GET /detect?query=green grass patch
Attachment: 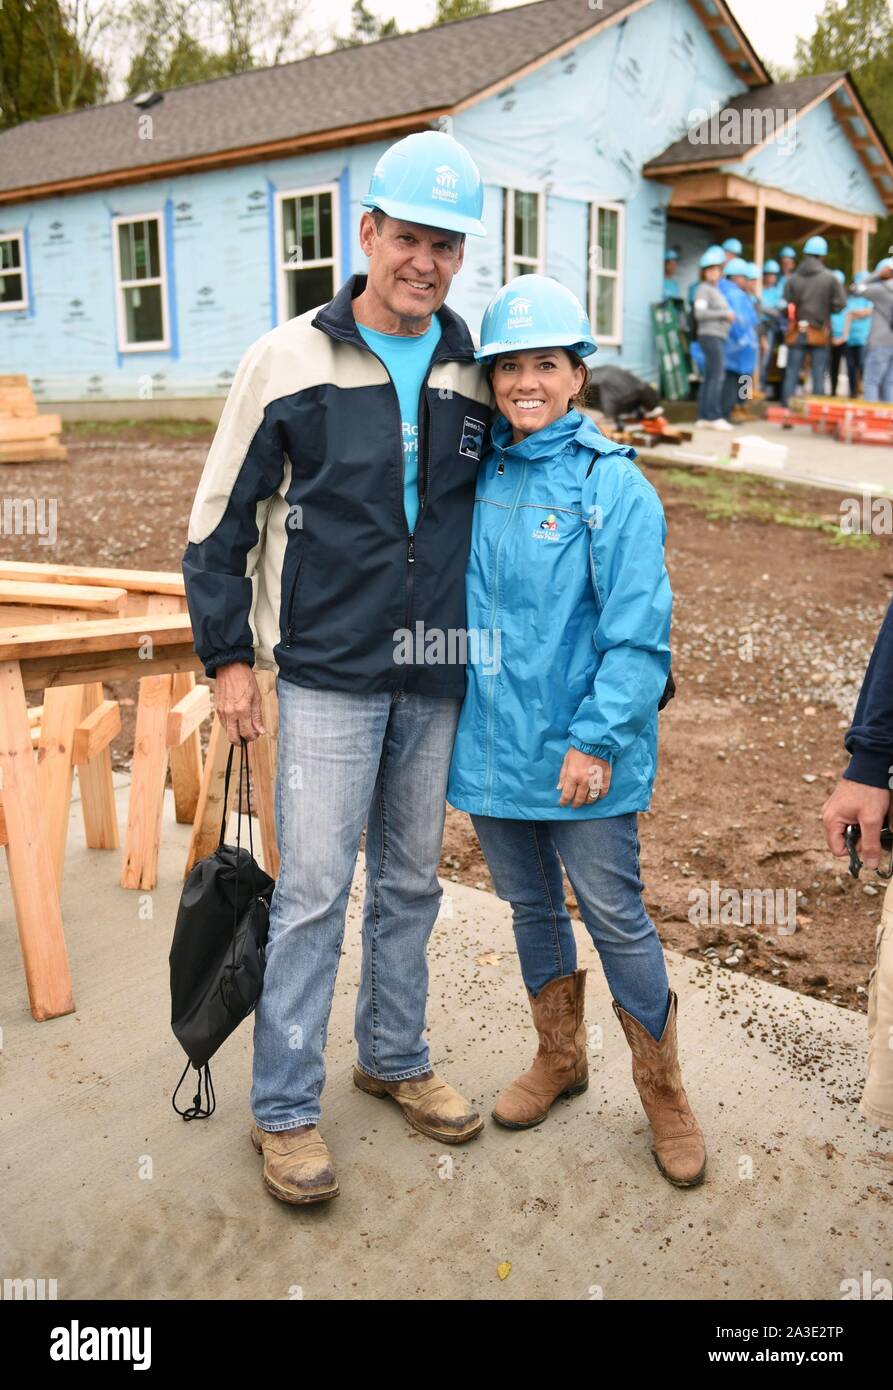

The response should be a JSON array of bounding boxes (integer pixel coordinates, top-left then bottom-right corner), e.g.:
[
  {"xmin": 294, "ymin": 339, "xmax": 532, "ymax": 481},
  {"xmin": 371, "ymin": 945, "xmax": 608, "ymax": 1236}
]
[
  {"xmin": 655, "ymin": 466, "xmax": 876, "ymax": 548},
  {"xmin": 65, "ymin": 418, "xmax": 215, "ymax": 439}
]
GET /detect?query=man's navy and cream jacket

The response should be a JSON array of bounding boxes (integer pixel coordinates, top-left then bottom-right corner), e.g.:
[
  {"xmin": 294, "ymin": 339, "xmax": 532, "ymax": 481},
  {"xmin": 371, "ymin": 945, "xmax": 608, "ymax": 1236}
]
[{"xmin": 182, "ymin": 275, "xmax": 493, "ymax": 699}]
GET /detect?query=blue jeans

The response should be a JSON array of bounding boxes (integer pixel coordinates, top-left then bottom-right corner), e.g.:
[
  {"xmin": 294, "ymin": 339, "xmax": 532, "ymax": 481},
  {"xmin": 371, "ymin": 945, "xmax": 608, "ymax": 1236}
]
[
  {"xmin": 863, "ymin": 344, "xmax": 893, "ymax": 403},
  {"xmin": 250, "ymin": 677, "xmax": 461, "ymax": 1131},
  {"xmin": 782, "ymin": 334, "xmax": 828, "ymax": 406},
  {"xmin": 696, "ymin": 335, "xmax": 725, "ymax": 420},
  {"xmin": 470, "ymin": 812, "xmax": 671, "ymax": 1041}
]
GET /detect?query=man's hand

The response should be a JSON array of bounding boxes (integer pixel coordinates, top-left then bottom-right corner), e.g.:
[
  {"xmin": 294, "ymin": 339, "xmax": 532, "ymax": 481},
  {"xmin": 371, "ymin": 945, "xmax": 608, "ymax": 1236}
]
[
  {"xmin": 822, "ymin": 777, "xmax": 890, "ymax": 870},
  {"xmin": 558, "ymin": 748, "xmax": 612, "ymax": 808},
  {"xmin": 213, "ymin": 662, "xmax": 266, "ymax": 746}
]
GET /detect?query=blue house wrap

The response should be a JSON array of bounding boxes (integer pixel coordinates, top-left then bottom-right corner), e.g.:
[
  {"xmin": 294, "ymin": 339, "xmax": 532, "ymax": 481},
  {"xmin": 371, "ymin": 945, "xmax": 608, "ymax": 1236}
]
[{"xmin": 0, "ymin": 0, "xmax": 890, "ymax": 407}]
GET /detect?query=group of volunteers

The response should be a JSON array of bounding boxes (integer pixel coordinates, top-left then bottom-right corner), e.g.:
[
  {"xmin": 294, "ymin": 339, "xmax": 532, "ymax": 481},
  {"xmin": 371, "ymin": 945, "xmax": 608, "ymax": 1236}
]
[
  {"xmin": 663, "ymin": 237, "xmax": 893, "ymax": 426},
  {"xmin": 183, "ymin": 129, "xmax": 704, "ymax": 1208}
]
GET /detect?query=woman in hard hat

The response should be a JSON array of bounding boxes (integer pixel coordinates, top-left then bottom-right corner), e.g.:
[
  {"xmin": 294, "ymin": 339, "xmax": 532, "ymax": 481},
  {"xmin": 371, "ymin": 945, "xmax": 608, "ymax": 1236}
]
[
  {"xmin": 692, "ymin": 245, "xmax": 735, "ymax": 430},
  {"xmin": 758, "ymin": 260, "xmax": 784, "ymax": 395},
  {"xmin": 446, "ymin": 274, "xmax": 707, "ymax": 1188},
  {"xmin": 843, "ymin": 271, "xmax": 873, "ymax": 398}
]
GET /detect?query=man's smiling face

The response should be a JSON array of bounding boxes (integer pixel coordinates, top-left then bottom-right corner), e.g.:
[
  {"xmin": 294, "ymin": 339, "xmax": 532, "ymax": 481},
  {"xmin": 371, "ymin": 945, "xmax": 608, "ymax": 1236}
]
[{"xmin": 359, "ymin": 212, "xmax": 465, "ymax": 327}]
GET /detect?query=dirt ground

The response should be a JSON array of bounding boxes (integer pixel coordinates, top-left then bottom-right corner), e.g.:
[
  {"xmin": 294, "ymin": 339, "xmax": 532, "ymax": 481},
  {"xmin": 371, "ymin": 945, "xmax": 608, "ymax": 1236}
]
[{"xmin": 5, "ymin": 420, "xmax": 891, "ymax": 1014}]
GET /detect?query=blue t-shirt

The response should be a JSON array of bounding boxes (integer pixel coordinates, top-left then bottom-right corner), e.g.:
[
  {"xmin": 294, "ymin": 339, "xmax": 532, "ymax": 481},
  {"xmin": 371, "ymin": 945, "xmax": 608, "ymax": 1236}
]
[
  {"xmin": 662, "ymin": 276, "xmax": 680, "ymax": 300},
  {"xmin": 830, "ymin": 309, "xmax": 847, "ymax": 340},
  {"xmin": 356, "ymin": 316, "xmax": 442, "ymax": 533},
  {"xmin": 846, "ymin": 295, "xmax": 873, "ymax": 347}
]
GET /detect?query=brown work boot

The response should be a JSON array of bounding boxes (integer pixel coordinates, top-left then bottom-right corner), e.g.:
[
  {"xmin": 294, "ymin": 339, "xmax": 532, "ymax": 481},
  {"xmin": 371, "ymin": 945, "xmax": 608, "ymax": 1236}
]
[
  {"xmin": 612, "ymin": 990, "xmax": 706, "ymax": 1187},
  {"xmin": 492, "ymin": 969, "xmax": 589, "ymax": 1129},
  {"xmin": 352, "ymin": 1067, "xmax": 483, "ymax": 1143},
  {"xmin": 250, "ymin": 1123, "xmax": 339, "ymax": 1205}
]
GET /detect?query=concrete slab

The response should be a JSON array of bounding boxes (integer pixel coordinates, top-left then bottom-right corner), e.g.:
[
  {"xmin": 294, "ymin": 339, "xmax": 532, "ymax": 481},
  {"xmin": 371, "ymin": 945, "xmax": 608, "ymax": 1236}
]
[
  {"xmin": 1, "ymin": 784, "xmax": 891, "ymax": 1301},
  {"xmin": 637, "ymin": 418, "xmax": 893, "ymax": 498}
]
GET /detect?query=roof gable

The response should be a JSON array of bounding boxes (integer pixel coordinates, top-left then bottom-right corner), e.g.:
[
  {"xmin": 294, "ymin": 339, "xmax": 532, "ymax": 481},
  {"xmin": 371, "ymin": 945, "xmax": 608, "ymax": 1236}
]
[{"xmin": 0, "ymin": 0, "xmax": 769, "ymax": 204}]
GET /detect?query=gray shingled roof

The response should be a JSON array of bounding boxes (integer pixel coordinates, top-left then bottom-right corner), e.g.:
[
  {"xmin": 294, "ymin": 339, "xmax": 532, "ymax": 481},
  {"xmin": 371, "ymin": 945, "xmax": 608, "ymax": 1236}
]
[
  {"xmin": 643, "ymin": 73, "xmax": 845, "ymax": 169},
  {"xmin": 0, "ymin": 0, "xmax": 642, "ymax": 198}
]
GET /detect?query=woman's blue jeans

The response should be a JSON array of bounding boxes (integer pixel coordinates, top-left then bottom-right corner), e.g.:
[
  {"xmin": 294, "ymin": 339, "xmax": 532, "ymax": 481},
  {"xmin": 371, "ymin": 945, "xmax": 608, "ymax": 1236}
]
[
  {"xmin": 696, "ymin": 335, "xmax": 725, "ymax": 420},
  {"xmin": 470, "ymin": 812, "xmax": 671, "ymax": 1041}
]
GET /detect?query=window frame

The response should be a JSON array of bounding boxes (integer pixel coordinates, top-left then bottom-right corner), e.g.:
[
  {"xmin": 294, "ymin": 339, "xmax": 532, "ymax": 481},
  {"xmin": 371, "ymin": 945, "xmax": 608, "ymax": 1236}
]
[
  {"xmin": 504, "ymin": 188, "xmax": 545, "ymax": 281},
  {"xmin": 274, "ymin": 182, "xmax": 340, "ymax": 324},
  {"xmin": 111, "ymin": 212, "xmax": 170, "ymax": 352},
  {"xmin": 587, "ymin": 200, "xmax": 625, "ymax": 347},
  {"xmin": 0, "ymin": 231, "xmax": 28, "ymax": 312}
]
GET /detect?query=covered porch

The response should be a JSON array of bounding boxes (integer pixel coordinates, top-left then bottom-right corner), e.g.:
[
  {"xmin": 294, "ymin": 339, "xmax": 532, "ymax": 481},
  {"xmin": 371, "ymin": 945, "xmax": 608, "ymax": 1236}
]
[{"xmin": 657, "ymin": 170, "xmax": 876, "ymax": 272}]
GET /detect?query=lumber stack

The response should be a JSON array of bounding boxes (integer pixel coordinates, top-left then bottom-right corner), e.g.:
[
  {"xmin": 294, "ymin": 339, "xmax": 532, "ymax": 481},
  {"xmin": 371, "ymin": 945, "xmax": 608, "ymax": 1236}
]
[{"xmin": 0, "ymin": 373, "xmax": 67, "ymax": 463}]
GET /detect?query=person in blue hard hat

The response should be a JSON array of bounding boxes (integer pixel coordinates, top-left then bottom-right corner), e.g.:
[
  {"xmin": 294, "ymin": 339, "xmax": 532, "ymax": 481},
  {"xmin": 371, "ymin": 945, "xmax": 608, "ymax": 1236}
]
[
  {"xmin": 780, "ymin": 235, "xmax": 846, "ymax": 406},
  {"xmin": 828, "ymin": 269, "xmax": 849, "ymax": 396},
  {"xmin": 758, "ymin": 259, "xmax": 784, "ymax": 394},
  {"xmin": 721, "ymin": 237, "xmax": 743, "ymax": 269},
  {"xmin": 692, "ymin": 245, "xmax": 735, "ymax": 429},
  {"xmin": 843, "ymin": 270, "xmax": 874, "ymax": 398},
  {"xmin": 777, "ymin": 246, "xmax": 797, "ymax": 298},
  {"xmin": 663, "ymin": 248, "xmax": 682, "ymax": 301},
  {"xmin": 720, "ymin": 257, "xmax": 759, "ymax": 421},
  {"xmin": 856, "ymin": 258, "xmax": 893, "ymax": 403},
  {"xmin": 183, "ymin": 128, "xmax": 495, "ymax": 1205},
  {"xmin": 446, "ymin": 273, "xmax": 706, "ymax": 1188}
]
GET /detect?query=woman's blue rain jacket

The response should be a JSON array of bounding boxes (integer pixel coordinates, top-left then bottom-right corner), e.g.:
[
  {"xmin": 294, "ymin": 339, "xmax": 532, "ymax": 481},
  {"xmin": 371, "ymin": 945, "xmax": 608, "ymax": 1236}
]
[{"xmin": 446, "ymin": 409, "xmax": 672, "ymax": 820}]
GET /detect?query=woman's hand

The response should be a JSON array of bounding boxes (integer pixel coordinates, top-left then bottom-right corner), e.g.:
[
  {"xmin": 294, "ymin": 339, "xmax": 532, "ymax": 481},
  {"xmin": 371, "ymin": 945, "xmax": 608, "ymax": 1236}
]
[{"xmin": 557, "ymin": 748, "xmax": 612, "ymax": 808}]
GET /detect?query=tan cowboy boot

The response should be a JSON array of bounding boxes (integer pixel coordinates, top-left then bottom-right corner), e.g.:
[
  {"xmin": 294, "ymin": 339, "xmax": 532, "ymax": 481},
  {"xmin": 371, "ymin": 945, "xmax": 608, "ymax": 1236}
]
[
  {"xmin": 250, "ymin": 1124, "xmax": 339, "ymax": 1204},
  {"xmin": 352, "ymin": 1068, "xmax": 483, "ymax": 1143},
  {"xmin": 492, "ymin": 969, "xmax": 589, "ymax": 1129},
  {"xmin": 612, "ymin": 990, "xmax": 706, "ymax": 1187}
]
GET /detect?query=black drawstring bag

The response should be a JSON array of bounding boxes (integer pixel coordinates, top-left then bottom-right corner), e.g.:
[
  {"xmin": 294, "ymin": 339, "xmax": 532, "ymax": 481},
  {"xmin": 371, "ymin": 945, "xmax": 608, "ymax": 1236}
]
[{"xmin": 169, "ymin": 737, "xmax": 275, "ymax": 1120}]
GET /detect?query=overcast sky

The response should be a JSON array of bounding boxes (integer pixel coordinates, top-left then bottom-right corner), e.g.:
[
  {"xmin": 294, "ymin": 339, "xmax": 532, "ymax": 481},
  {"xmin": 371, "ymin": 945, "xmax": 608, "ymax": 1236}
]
[{"xmin": 304, "ymin": 0, "xmax": 829, "ymax": 72}]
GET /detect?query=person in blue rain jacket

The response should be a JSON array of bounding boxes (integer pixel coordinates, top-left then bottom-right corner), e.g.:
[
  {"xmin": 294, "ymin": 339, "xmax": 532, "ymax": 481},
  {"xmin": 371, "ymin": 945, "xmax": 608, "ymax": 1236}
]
[
  {"xmin": 720, "ymin": 257, "xmax": 759, "ymax": 419},
  {"xmin": 446, "ymin": 274, "xmax": 706, "ymax": 1188}
]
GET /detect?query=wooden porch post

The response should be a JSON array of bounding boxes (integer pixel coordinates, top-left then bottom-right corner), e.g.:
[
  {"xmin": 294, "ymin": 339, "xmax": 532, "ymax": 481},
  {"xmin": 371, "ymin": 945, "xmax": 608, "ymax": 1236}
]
[
  {"xmin": 854, "ymin": 220, "xmax": 870, "ymax": 274},
  {"xmin": 754, "ymin": 192, "xmax": 765, "ymax": 279}
]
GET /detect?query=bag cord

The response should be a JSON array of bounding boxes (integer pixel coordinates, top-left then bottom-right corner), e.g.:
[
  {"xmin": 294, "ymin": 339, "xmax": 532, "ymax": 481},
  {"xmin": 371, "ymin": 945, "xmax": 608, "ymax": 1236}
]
[{"xmin": 172, "ymin": 1057, "xmax": 216, "ymax": 1120}]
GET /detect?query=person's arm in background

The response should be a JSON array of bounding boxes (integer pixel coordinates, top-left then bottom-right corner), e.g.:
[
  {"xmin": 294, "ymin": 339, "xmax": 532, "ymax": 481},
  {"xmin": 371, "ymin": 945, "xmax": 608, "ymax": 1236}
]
[
  {"xmin": 181, "ymin": 336, "xmax": 285, "ymax": 744},
  {"xmin": 823, "ymin": 597, "xmax": 893, "ymax": 869}
]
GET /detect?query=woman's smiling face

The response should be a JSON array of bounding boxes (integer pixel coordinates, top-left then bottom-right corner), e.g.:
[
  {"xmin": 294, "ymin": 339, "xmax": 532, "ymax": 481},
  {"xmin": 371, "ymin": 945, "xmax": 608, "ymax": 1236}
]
[{"xmin": 491, "ymin": 348, "xmax": 587, "ymax": 442}]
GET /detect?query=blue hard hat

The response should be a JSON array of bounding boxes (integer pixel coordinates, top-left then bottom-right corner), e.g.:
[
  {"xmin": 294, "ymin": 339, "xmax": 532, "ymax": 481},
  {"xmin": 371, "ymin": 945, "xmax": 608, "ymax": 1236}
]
[
  {"xmin": 832, "ymin": 268, "xmax": 846, "ymax": 283},
  {"xmin": 803, "ymin": 235, "xmax": 828, "ymax": 256},
  {"xmin": 722, "ymin": 238, "xmax": 743, "ymax": 254},
  {"xmin": 763, "ymin": 259, "xmax": 780, "ymax": 274},
  {"xmin": 745, "ymin": 261, "xmax": 760, "ymax": 280},
  {"xmin": 476, "ymin": 274, "xmax": 597, "ymax": 361},
  {"xmin": 725, "ymin": 257, "xmax": 749, "ymax": 277},
  {"xmin": 779, "ymin": 246, "xmax": 797, "ymax": 260},
  {"xmin": 853, "ymin": 269, "xmax": 870, "ymax": 283},
  {"xmin": 699, "ymin": 245, "xmax": 725, "ymax": 268},
  {"xmin": 361, "ymin": 131, "xmax": 486, "ymax": 237},
  {"xmin": 874, "ymin": 257, "xmax": 893, "ymax": 274},
  {"xmin": 665, "ymin": 247, "xmax": 680, "ymax": 261}
]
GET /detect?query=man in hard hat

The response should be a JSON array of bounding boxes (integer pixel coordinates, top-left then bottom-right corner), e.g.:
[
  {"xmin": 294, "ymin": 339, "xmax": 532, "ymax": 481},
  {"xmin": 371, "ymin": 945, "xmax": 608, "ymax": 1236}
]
[
  {"xmin": 662, "ymin": 248, "xmax": 682, "ymax": 301},
  {"xmin": 182, "ymin": 130, "xmax": 492, "ymax": 1205},
  {"xmin": 720, "ymin": 258, "xmax": 759, "ymax": 421},
  {"xmin": 780, "ymin": 235, "xmax": 846, "ymax": 406},
  {"xmin": 758, "ymin": 259, "xmax": 784, "ymax": 395},
  {"xmin": 856, "ymin": 258, "xmax": 893, "ymax": 403},
  {"xmin": 777, "ymin": 246, "xmax": 797, "ymax": 299},
  {"xmin": 721, "ymin": 237, "xmax": 743, "ymax": 268}
]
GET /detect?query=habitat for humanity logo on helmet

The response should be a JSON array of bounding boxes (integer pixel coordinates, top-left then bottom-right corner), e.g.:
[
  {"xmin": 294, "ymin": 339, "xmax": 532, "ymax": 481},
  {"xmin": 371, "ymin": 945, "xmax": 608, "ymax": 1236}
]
[
  {"xmin": 506, "ymin": 296, "xmax": 533, "ymax": 329},
  {"xmin": 432, "ymin": 164, "xmax": 460, "ymax": 203}
]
